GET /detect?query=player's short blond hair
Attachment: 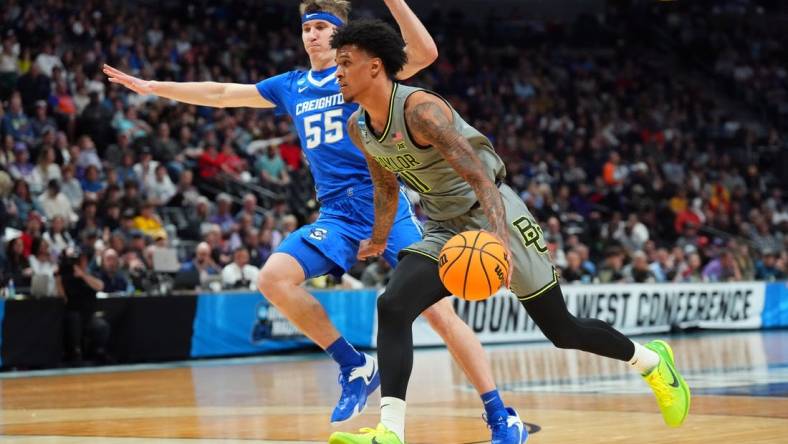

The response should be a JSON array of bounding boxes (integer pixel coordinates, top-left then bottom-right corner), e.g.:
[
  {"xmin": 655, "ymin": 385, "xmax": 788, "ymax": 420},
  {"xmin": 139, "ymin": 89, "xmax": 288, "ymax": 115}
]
[{"xmin": 299, "ymin": 0, "xmax": 351, "ymax": 23}]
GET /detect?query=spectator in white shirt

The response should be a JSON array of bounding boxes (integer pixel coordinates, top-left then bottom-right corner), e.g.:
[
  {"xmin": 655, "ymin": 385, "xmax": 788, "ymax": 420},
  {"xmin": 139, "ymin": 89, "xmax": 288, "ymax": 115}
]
[
  {"xmin": 221, "ymin": 246, "xmax": 259, "ymax": 290},
  {"xmin": 145, "ymin": 164, "xmax": 176, "ymax": 206},
  {"xmin": 43, "ymin": 215, "xmax": 75, "ymax": 259},
  {"xmin": 38, "ymin": 179, "xmax": 78, "ymax": 224},
  {"xmin": 33, "ymin": 43, "xmax": 63, "ymax": 77},
  {"xmin": 59, "ymin": 163, "xmax": 83, "ymax": 211}
]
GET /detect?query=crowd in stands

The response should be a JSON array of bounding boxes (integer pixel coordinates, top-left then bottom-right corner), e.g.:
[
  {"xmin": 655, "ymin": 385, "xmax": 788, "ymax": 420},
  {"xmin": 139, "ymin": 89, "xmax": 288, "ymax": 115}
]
[
  {"xmin": 639, "ymin": 0, "xmax": 788, "ymax": 133},
  {"xmin": 0, "ymin": 0, "xmax": 785, "ymax": 299}
]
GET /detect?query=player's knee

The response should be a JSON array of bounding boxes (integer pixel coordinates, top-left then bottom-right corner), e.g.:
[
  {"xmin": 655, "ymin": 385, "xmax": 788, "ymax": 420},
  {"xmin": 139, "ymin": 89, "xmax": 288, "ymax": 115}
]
[
  {"xmin": 421, "ymin": 299, "xmax": 455, "ymax": 334},
  {"xmin": 256, "ymin": 265, "xmax": 291, "ymax": 302},
  {"xmin": 543, "ymin": 324, "xmax": 580, "ymax": 350},
  {"xmin": 376, "ymin": 291, "xmax": 410, "ymax": 326}
]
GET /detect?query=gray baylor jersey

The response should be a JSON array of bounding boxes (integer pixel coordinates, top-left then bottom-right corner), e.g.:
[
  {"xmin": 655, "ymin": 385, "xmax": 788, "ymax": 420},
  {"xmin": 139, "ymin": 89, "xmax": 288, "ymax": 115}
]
[{"xmin": 354, "ymin": 83, "xmax": 505, "ymax": 221}]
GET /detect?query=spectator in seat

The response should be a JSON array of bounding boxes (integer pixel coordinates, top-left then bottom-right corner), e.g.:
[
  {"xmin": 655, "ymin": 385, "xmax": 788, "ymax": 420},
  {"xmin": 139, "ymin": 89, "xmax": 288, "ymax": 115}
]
[
  {"xmin": 2, "ymin": 93, "xmax": 34, "ymax": 146},
  {"xmin": 80, "ymin": 164, "xmax": 104, "ymax": 195},
  {"xmin": 133, "ymin": 201, "xmax": 167, "ymax": 240},
  {"xmin": 703, "ymin": 250, "xmax": 742, "ymax": 282},
  {"xmin": 151, "ymin": 122, "xmax": 184, "ymax": 178},
  {"xmin": 561, "ymin": 249, "xmax": 594, "ymax": 284},
  {"xmin": 60, "ymin": 163, "xmax": 83, "ymax": 211},
  {"xmin": 235, "ymin": 193, "xmax": 264, "ymax": 227},
  {"xmin": 181, "ymin": 241, "xmax": 220, "ymax": 287},
  {"xmin": 3, "ymin": 236, "xmax": 31, "ymax": 289},
  {"xmin": 676, "ymin": 250, "xmax": 703, "ymax": 283},
  {"xmin": 8, "ymin": 142, "xmax": 34, "ymax": 182},
  {"xmin": 168, "ymin": 169, "xmax": 200, "ymax": 208},
  {"xmin": 145, "ymin": 164, "xmax": 176, "ymax": 206},
  {"xmin": 11, "ymin": 178, "xmax": 41, "ymax": 225},
  {"xmin": 29, "ymin": 237, "xmax": 57, "ymax": 296},
  {"xmin": 755, "ymin": 250, "xmax": 786, "ymax": 281},
  {"xmin": 38, "ymin": 179, "xmax": 78, "ymax": 224},
  {"xmin": 97, "ymin": 248, "xmax": 130, "ymax": 294},
  {"xmin": 256, "ymin": 145, "xmax": 290, "ymax": 188},
  {"xmin": 598, "ymin": 246, "xmax": 627, "ymax": 283},
  {"xmin": 43, "ymin": 214, "xmax": 74, "ymax": 259},
  {"xmin": 625, "ymin": 250, "xmax": 657, "ymax": 283},
  {"xmin": 29, "ymin": 145, "xmax": 61, "ymax": 195},
  {"xmin": 30, "ymin": 100, "xmax": 57, "ymax": 141},
  {"xmin": 221, "ymin": 246, "xmax": 259, "ymax": 290},
  {"xmin": 209, "ymin": 193, "xmax": 235, "ymax": 234}
]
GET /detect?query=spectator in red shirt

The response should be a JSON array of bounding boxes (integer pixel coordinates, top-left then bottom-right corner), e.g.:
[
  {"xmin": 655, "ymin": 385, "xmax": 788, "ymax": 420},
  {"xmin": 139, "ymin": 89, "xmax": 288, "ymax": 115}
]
[{"xmin": 198, "ymin": 143, "xmax": 222, "ymax": 182}]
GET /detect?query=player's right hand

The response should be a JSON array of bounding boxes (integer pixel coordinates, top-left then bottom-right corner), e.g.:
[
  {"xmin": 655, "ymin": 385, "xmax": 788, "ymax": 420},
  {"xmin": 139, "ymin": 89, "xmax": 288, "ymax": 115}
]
[
  {"xmin": 357, "ymin": 239, "xmax": 386, "ymax": 260},
  {"xmin": 489, "ymin": 229, "xmax": 514, "ymax": 288},
  {"xmin": 103, "ymin": 64, "xmax": 155, "ymax": 95}
]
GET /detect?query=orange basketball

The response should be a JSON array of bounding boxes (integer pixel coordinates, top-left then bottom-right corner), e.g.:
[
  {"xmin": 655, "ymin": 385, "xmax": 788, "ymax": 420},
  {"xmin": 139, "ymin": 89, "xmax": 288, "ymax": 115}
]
[{"xmin": 438, "ymin": 230, "xmax": 510, "ymax": 301}]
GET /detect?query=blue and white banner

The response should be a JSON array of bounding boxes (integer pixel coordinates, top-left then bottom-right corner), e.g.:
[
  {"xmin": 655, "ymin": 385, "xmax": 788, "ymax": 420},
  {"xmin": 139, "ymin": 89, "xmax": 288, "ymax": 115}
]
[
  {"xmin": 190, "ymin": 290, "xmax": 377, "ymax": 358},
  {"xmin": 413, "ymin": 281, "xmax": 781, "ymax": 346},
  {"xmin": 188, "ymin": 282, "xmax": 787, "ymax": 357}
]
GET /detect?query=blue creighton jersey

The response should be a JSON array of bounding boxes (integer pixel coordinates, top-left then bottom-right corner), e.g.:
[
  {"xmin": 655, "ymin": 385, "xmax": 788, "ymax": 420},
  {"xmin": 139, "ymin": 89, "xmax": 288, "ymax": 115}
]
[{"xmin": 256, "ymin": 66, "xmax": 369, "ymax": 202}]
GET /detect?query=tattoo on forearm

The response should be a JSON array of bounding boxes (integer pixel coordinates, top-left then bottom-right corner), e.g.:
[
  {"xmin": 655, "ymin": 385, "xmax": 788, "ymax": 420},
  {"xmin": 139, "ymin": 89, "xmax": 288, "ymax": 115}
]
[
  {"xmin": 371, "ymin": 171, "xmax": 399, "ymax": 244},
  {"xmin": 348, "ymin": 117, "xmax": 399, "ymax": 245},
  {"xmin": 407, "ymin": 100, "xmax": 508, "ymax": 242}
]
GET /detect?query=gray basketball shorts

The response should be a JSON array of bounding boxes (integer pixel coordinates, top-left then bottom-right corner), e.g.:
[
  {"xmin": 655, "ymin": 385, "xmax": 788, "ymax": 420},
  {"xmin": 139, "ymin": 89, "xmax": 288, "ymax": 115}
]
[{"xmin": 401, "ymin": 184, "xmax": 558, "ymax": 300}]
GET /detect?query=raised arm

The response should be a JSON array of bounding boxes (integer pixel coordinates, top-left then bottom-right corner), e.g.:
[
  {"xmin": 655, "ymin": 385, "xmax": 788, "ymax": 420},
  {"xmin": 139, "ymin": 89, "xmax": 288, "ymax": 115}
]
[
  {"xmin": 404, "ymin": 92, "xmax": 512, "ymax": 273},
  {"xmin": 384, "ymin": 0, "xmax": 439, "ymax": 80},
  {"xmin": 347, "ymin": 115, "xmax": 401, "ymax": 259},
  {"xmin": 102, "ymin": 64, "xmax": 274, "ymax": 109}
]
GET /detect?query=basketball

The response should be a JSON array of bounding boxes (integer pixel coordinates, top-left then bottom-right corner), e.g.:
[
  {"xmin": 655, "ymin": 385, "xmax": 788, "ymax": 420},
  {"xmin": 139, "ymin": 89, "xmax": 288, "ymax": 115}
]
[{"xmin": 438, "ymin": 230, "xmax": 510, "ymax": 301}]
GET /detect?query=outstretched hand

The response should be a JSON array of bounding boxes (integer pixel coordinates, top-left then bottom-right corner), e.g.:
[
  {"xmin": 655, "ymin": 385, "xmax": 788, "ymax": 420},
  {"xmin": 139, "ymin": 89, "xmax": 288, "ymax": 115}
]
[{"xmin": 102, "ymin": 64, "xmax": 155, "ymax": 95}]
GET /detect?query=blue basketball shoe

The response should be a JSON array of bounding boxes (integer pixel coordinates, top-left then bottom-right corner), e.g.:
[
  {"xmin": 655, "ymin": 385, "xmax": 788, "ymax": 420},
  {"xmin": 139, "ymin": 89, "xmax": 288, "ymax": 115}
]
[
  {"xmin": 331, "ymin": 353, "xmax": 380, "ymax": 425},
  {"xmin": 486, "ymin": 407, "xmax": 528, "ymax": 444}
]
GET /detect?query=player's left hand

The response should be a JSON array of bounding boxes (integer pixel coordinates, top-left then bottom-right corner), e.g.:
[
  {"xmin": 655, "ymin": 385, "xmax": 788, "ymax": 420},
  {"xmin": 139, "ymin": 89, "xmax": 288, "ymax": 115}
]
[{"xmin": 357, "ymin": 239, "xmax": 386, "ymax": 260}]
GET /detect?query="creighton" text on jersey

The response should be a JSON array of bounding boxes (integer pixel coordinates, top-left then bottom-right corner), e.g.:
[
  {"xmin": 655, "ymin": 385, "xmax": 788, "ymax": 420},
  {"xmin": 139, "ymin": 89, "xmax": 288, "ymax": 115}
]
[{"xmin": 295, "ymin": 93, "xmax": 345, "ymax": 116}]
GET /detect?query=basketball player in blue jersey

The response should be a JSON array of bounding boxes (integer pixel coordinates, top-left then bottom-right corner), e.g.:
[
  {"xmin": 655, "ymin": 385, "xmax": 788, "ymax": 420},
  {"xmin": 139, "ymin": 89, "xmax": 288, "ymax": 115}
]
[{"xmin": 104, "ymin": 1, "xmax": 527, "ymax": 442}]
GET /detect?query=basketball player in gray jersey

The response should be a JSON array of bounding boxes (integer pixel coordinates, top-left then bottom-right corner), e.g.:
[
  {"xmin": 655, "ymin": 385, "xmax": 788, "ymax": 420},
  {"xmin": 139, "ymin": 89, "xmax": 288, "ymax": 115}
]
[{"xmin": 328, "ymin": 20, "xmax": 690, "ymax": 444}]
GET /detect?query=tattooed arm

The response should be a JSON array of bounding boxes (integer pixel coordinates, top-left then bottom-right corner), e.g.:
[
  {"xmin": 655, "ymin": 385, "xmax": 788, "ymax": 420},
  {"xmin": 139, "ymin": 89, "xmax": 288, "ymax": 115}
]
[
  {"xmin": 347, "ymin": 114, "xmax": 401, "ymax": 259},
  {"xmin": 405, "ymin": 92, "xmax": 512, "ymax": 264}
]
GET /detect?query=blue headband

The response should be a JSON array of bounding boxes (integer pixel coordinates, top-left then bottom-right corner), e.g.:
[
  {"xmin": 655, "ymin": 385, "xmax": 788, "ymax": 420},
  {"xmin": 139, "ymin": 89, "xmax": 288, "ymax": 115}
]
[{"xmin": 301, "ymin": 11, "xmax": 345, "ymax": 27}]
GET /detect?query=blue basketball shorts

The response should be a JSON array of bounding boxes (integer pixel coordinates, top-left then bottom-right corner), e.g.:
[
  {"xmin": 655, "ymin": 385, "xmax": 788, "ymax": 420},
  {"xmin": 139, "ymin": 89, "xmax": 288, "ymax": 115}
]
[{"xmin": 275, "ymin": 186, "xmax": 423, "ymax": 279}]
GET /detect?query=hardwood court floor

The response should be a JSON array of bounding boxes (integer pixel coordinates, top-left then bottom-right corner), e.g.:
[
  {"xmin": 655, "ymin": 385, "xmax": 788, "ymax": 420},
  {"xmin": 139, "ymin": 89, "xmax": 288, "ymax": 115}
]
[{"xmin": 1, "ymin": 330, "xmax": 787, "ymax": 443}]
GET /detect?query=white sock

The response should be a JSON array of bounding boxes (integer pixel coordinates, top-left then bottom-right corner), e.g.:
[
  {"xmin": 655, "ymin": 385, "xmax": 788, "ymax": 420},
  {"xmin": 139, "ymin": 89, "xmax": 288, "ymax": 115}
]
[
  {"xmin": 628, "ymin": 341, "xmax": 660, "ymax": 374},
  {"xmin": 381, "ymin": 396, "xmax": 406, "ymax": 442}
]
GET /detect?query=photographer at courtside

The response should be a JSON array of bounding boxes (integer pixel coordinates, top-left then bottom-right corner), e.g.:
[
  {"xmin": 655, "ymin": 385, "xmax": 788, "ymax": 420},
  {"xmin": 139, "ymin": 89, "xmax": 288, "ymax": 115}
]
[{"xmin": 55, "ymin": 246, "xmax": 111, "ymax": 364}]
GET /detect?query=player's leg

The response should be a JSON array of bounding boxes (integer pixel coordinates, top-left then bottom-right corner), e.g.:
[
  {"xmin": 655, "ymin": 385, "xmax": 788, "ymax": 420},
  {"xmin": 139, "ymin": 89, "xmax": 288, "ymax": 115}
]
[
  {"xmin": 420, "ymin": 299, "xmax": 527, "ymax": 443},
  {"xmin": 501, "ymin": 184, "xmax": 690, "ymax": 427},
  {"xmin": 257, "ymin": 223, "xmax": 378, "ymax": 425},
  {"xmin": 329, "ymin": 253, "xmax": 449, "ymax": 444},
  {"xmin": 520, "ymin": 285, "xmax": 690, "ymax": 427},
  {"xmin": 257, "ymin": 252, "xmax": 340, "ymax": 348},
  {"xmin": 382, "ymin": 200, "xmax": 527, "ymax": 444},
  {"xmin": 384, "ymin": 211, "xmax": 500, "ymax": 395}
]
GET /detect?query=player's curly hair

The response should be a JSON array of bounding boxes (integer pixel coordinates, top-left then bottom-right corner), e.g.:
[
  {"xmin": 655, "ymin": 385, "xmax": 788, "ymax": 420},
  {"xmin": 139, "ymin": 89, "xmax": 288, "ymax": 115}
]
[
  {"xmin": 330, "ymin": 19, "xmax": 407, "ymax": 80},
  {"xmin": 299, "ymin": 0, "xmax": 351, "ymax": 23}
]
